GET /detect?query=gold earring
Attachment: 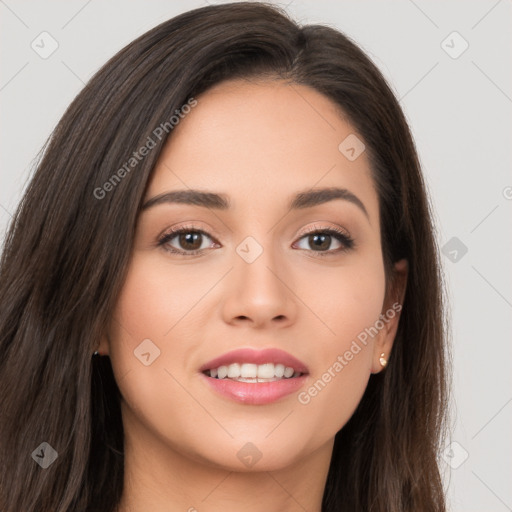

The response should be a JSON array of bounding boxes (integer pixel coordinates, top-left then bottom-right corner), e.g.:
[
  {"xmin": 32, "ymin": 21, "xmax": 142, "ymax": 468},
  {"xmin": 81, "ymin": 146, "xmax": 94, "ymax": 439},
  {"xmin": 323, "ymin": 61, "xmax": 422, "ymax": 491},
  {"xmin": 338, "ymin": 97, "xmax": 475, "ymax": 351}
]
[{"xmin": 379, "ymin": 353, "xmax": 387, "ymax": 367}]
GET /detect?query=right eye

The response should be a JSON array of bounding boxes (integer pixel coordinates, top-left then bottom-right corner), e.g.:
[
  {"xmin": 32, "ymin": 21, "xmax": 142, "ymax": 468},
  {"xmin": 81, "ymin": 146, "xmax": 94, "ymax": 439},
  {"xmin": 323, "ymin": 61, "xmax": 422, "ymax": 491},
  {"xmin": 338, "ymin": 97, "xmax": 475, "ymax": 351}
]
[{"xmin": 158, "ymin": 226, "xmax": 220, "ymax": 256}]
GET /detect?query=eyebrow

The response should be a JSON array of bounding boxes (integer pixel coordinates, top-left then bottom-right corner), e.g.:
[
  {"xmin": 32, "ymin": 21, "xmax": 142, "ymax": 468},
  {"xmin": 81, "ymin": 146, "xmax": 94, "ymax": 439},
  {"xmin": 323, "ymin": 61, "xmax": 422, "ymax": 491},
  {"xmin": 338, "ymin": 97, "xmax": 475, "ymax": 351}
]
[{"xmin": 141, "ymin": 186, "xmax": 369, "ymax": 219}]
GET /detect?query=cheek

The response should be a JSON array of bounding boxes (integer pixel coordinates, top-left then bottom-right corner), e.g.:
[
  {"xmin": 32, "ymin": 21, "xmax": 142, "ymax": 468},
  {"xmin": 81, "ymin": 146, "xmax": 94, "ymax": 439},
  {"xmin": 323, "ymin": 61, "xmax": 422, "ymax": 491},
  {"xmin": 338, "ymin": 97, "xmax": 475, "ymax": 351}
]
[
  {"xmin": 294, "ymin": 253, "xmax": 385, "ymax": 434},
  {"xmin": 106, "ymin": 256, "xmax": 207, "ymax": 447},
  {"xmin": 302, "ymin": 247, "xmax": 386, "ymax": 349},
  {"xmin": 106, "ymin": 254, "xmax": 191, "ymax": 393},
  {"xmin": 110, "ymin": 253, "xmax": 217, "ymax": 352}
]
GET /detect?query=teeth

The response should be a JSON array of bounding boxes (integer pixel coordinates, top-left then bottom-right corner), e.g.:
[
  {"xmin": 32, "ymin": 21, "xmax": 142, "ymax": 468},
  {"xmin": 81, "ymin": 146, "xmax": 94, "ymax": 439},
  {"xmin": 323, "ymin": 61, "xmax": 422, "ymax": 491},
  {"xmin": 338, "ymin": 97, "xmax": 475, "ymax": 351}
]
[
  {"xmin": 240, "ymin": 363, "xmax": 257, "ymax": 378},
  {"xmin": 257, "ymin": 363, "xmax": 274, "ymax": 379},
  {"xmin": 207, "ymin": 362, "xmax": 301, "ymax": 380},
  {"xmin": 283, "ymin": 366, "xmax": 294, "ymax": 378},
  {"xmin": 227, "ymin": 363, "xmax": 240, "ymax": 378}
]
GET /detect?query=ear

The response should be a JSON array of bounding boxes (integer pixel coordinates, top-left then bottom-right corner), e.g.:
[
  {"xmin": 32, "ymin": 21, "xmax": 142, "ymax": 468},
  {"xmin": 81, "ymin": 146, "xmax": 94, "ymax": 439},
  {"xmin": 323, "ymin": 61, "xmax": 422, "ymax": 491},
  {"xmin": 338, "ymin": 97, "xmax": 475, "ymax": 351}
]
[
  {"xmin": 370, "ymin": 258, "xmax": 408, "ymax": 374},
  {"xmin": 95, "ymin": 334, "xmax": 111, "ymax": 357}
]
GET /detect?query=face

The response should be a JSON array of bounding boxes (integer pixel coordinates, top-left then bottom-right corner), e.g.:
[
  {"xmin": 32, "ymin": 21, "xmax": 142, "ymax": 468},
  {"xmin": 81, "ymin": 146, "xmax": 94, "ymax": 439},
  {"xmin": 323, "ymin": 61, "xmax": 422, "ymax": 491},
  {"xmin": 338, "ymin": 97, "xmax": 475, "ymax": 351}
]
[{"xmin": 102, "ymin": 78, "xmax": 406, "ymax": 472}]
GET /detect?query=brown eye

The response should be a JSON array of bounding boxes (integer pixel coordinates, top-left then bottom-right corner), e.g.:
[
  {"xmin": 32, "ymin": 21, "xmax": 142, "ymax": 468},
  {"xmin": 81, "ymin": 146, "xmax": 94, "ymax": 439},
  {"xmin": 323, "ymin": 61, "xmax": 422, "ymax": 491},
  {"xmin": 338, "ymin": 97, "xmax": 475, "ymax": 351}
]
[
  {"xmin": 158, "ymin": 228, "xmax": 218, "ymax": 255},
  {"xmin": 307, "ymin": 233, "xmax": 332, "ymax": 251},
  {"xmin": 294, "ymin": 228, "xmax": 353, "ymax": 254},
  {"xmin": 176, "ymin": 232, "xmax": 203, "ymax": 251}
]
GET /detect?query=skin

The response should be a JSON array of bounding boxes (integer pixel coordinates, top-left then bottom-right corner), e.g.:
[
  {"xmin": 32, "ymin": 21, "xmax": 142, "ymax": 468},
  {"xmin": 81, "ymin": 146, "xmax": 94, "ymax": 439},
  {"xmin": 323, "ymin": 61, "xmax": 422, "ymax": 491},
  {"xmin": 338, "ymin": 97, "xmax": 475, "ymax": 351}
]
[{"xmin": 100, "ymin": 78, "xmax": 408, "ymax": 512}]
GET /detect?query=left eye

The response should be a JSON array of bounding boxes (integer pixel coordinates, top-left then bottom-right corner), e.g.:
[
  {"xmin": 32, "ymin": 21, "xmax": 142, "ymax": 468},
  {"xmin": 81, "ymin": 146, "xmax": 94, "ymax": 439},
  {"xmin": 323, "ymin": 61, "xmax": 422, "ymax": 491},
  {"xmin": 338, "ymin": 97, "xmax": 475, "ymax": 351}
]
[{"xmin": 293, "ymin": 229, "xmax": 353, "ymax": 253}]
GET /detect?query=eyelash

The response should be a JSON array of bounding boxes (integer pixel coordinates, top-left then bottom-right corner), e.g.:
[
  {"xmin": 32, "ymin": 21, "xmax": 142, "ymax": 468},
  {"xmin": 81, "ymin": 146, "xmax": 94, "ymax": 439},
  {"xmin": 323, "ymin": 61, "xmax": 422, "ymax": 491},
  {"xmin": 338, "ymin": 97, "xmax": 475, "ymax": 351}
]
[{"xmin": 157, "ymin": 224, "xmax": 355, "ymax": 258}]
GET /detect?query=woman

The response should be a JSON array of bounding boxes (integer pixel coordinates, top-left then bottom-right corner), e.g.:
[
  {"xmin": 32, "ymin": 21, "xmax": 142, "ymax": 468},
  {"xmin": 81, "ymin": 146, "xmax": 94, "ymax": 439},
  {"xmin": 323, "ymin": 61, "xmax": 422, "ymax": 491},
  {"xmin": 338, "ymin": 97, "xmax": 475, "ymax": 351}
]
[{"xmin": 0, "ymin": 2, "xmax": 450, "ymax": 511}]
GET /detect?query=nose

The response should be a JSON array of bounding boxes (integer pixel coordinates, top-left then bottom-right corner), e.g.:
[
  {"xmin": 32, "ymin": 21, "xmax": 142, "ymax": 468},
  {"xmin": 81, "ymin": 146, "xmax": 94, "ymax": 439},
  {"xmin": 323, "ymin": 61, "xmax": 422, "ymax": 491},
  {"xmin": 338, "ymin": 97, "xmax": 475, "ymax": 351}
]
[{"xmin": 221, "ymin": 247, "xmax": 297, "ymax": 329}]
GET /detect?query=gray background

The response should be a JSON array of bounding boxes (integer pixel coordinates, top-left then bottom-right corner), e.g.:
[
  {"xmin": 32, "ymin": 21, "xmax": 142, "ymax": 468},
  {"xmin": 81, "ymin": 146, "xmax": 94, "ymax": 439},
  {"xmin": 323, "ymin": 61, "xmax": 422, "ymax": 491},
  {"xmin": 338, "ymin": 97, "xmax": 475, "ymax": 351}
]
[{"xmin": 1, "ymin": 1, "xmax": 511, "ymax": 510}]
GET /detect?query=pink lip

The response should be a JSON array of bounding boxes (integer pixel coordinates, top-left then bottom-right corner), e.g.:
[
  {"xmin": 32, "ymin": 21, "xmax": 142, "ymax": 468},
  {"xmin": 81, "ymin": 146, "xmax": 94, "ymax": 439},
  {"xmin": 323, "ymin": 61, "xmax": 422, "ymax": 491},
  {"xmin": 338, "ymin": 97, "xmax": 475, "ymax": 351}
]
[
  {"xmin": 199, "ymin": 348, "xmax": 309, "ymax": 406},
  {"xmin": 201, "ymin": 373, "xmax": 308, "ymax": 405},
  {"xmin": 199, "ymin": 348, "xmax": 309, "ymax": 374}
]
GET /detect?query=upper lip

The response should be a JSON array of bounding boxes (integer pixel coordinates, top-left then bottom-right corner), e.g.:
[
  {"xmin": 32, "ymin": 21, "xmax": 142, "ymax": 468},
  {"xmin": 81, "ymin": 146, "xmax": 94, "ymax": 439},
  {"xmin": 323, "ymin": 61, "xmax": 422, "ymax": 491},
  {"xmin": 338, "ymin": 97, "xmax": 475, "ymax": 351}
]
[{"xmin": 200, "ymin": 348, "xmax": 309, "ymax": 374}]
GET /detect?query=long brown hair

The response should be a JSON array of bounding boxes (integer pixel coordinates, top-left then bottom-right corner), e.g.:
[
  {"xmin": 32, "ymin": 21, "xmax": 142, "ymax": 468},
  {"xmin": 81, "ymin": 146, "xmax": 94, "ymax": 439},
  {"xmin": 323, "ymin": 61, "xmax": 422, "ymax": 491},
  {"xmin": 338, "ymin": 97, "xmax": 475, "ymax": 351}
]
[{"xmin": 0, "ymin": 3, "xmax": 450, "ymax": 510}]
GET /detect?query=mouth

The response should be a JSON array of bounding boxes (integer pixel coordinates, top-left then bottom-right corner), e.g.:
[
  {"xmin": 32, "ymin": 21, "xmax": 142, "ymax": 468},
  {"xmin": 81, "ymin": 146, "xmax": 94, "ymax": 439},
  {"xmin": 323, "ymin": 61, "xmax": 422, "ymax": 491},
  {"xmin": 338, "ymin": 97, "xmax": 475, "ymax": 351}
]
[{"xmin": 199, "ymin": 348, "xmax": 309, "ymax": 405}]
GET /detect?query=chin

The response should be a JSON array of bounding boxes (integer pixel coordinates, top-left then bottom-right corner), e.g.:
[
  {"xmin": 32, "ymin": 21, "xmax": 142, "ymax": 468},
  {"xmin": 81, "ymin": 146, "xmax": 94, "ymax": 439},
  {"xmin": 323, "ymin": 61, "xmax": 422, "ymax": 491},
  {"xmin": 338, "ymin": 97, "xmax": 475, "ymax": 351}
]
[{"xmin": 190, "ymin": 432, "xmax": 313, "ymax": 473}]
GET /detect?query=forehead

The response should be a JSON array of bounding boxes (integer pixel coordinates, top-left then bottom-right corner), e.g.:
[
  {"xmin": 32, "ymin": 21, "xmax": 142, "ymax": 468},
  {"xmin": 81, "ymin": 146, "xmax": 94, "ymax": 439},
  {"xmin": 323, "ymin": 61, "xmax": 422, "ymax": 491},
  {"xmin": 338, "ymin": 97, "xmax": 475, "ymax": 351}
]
[{"xmin": 146, "ymin": 79, "xmax": 378, "ymax": 221}]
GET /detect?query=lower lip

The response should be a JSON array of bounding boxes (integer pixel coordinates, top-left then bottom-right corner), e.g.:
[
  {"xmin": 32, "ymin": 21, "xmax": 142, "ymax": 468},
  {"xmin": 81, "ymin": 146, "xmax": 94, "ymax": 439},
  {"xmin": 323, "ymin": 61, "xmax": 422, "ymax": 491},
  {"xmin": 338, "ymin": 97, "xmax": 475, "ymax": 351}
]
[{"xmin": 200, "ymin": 373, "xmax": 308, "ymax": 405}]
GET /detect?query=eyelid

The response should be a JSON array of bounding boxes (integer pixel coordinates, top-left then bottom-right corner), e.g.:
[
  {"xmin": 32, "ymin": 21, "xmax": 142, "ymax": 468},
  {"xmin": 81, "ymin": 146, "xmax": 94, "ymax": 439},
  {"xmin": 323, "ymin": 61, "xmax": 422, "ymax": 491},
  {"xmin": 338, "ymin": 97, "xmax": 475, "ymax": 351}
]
[
  {"xmin": 158, "ymin": 222, "xmax": 215, "ymax": 241},
  {"xmin": 294, "ymin": 222, "xmax": 351, "ymax": 239}
]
